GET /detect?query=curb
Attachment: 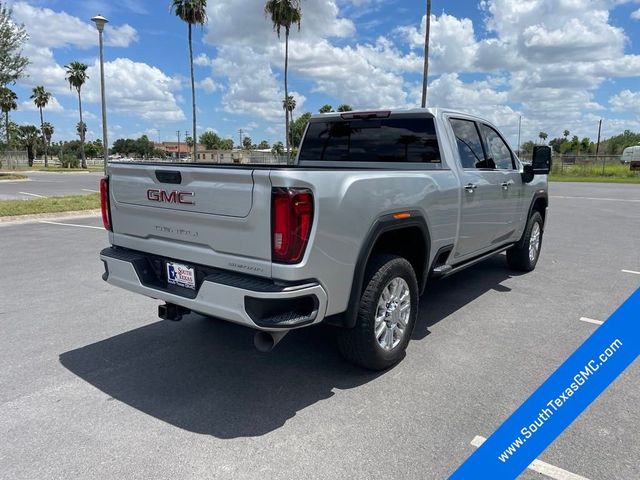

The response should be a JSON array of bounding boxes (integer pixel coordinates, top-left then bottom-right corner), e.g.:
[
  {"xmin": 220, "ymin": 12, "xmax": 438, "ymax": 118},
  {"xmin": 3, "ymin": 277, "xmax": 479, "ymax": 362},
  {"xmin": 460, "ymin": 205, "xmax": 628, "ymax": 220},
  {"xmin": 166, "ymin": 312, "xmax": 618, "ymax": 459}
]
[{"xmin": 0, "ymin": 209, "xmax": 101, "ymax": 226}]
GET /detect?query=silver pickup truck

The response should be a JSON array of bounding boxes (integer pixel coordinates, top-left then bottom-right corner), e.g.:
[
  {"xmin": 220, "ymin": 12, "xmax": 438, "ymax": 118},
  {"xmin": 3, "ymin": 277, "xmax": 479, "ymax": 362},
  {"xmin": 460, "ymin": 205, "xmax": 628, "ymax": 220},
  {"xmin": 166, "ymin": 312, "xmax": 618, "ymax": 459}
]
[{"xmin": 99, "ymin": 108, "xmax": 551, "ymax": 370}]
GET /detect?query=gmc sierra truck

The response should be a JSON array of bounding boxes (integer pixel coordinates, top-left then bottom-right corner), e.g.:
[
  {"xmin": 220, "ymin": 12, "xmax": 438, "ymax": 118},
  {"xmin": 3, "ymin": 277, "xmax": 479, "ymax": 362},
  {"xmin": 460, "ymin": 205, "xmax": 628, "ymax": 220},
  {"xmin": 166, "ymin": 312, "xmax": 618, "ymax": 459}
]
[{"xmin": 99, "ymin": 108, "xmax": 551, "ymax": 370}]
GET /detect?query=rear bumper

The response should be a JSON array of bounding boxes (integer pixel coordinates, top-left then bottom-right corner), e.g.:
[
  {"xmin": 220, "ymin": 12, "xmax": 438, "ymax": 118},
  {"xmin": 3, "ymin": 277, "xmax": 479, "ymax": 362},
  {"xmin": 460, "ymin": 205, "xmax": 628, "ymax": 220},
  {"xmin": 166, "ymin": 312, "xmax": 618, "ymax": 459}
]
[{"xmin": 100, "ymin": 247, "xmax": 328, "ymax": 331}]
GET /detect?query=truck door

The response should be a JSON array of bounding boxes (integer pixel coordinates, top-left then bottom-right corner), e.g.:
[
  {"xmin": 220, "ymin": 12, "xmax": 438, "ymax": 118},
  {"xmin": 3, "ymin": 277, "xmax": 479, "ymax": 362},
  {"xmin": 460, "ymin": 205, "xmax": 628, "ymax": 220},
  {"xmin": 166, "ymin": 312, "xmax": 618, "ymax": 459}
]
[
  {"xmin": 449, "ymin": 118, "xmax": 513, "ymax": 260},
  {"xmin": 478, "ymin": 122, "xmax": 524, "ymax": 242}
]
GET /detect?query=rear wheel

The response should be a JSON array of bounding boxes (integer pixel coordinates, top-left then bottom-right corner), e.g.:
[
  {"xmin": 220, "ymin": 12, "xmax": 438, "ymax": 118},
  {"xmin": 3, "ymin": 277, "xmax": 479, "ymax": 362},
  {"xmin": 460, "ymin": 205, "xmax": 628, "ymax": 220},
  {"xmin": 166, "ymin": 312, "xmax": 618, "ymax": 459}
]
[
  {"xmin": 507, "ymin": 211, "xmax": 544, "ymax": 272},
  {"xmin": 337, "ymin": 255, "xmax": 418, "ymax": 370}
]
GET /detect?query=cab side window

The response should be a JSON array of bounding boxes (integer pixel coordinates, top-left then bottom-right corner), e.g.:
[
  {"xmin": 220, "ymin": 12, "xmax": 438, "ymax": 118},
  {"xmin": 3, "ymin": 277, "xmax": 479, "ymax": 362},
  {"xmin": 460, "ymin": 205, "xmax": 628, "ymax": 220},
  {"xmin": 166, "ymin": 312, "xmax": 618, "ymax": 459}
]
[
  {"xmin": 449, "ymin": 118, "xmax": 492, "ymax": 169},
  {"xmin": 479, "ymin": 124, "xmax": 515, "ymax": 170}
]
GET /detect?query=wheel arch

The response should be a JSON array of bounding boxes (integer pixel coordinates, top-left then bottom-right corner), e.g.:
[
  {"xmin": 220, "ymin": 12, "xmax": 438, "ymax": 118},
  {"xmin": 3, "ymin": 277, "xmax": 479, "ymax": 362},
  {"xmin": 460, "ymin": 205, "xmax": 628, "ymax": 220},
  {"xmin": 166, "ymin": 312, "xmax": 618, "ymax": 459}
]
[
  {"xmin": 528, "ymin": 192, "xmax": 548, "ymax": 227},
  {"xmin": 329, "ymin": 211, "xmax": 431, "ymax": 329}
]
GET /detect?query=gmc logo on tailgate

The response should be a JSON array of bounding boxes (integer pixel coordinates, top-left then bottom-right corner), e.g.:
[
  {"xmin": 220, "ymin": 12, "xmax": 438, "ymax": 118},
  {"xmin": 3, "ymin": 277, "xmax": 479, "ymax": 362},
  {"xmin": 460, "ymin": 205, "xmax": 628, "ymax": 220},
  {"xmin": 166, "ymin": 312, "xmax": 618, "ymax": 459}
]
[{"xmin": 147, "ymin": 189, "xmax": 195, "ymax": 205}]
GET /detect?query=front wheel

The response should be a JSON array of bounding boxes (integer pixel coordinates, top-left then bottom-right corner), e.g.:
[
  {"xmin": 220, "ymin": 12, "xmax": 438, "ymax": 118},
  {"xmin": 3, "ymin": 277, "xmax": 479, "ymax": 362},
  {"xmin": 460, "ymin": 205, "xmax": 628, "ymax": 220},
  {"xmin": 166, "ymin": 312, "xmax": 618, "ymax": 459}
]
[
  {"xmin": 507, "ymin": 211, "xmax": 544, "ymax": 272},
  {"xmin": 337, "ymin": 255, "xmax": 418, "ymax": 370}
]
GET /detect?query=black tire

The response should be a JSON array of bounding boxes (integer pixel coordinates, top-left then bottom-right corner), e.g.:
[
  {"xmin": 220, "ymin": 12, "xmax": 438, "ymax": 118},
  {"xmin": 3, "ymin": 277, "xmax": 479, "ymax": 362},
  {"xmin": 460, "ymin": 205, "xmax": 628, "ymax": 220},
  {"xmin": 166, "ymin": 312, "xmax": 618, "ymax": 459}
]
[
  {"xmin": 507, "ymin": 211, "xmax": 544, "ymax": 272},
  {"xmin": 337, "ymin": 255, "xmax": 419, "ymax": 371}
]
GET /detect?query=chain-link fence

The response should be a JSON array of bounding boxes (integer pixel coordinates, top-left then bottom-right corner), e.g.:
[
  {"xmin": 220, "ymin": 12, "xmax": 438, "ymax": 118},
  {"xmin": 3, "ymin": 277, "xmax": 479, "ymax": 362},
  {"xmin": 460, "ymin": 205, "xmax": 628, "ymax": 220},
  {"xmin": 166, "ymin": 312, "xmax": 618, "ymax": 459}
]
[{"xmin": 519, "ymin": 153, "xmax": 639, "ymax": 178}]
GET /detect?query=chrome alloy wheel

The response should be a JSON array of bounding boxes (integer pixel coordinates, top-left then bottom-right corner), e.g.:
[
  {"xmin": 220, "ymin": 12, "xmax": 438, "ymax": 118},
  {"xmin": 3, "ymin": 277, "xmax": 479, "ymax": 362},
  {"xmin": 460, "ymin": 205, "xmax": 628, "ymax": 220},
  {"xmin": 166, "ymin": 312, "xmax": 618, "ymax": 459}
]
[
  {"xmin": 529, "ymin": 221, "xmax": 541, "ymax": 263},
  {"xmin": 374, "ymin": 277, "xmax": 411, "ymax": 351}
]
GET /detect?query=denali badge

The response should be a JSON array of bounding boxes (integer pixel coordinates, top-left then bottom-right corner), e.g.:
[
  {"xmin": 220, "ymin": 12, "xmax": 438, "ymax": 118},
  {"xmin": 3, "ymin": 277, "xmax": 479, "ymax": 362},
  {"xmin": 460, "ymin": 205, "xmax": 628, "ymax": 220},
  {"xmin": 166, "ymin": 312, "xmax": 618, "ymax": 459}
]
[{"xmin": 147, "ymin": 189, "xmax": 195, "ymax": 205}]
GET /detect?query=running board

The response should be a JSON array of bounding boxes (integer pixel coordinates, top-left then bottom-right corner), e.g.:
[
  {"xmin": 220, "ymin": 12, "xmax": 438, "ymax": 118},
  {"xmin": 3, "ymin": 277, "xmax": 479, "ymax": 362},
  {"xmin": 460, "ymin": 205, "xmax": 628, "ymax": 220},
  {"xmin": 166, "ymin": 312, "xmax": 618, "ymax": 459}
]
[{"xmin": 434, "ymin": 244, "xmax": 514, "ymax": 279}]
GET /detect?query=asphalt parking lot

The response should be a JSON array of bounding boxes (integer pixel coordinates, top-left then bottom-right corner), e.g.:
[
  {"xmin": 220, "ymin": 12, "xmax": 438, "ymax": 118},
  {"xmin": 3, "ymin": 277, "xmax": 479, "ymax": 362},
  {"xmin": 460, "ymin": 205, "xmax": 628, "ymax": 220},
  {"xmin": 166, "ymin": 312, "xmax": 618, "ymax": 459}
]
[
  {"xmin": 0, "ymin": 171, "xmax": 103, "ymax": 200},
  {"xmin": 1, "ymin": 182, "xmax": 638, "ymax": 480}
]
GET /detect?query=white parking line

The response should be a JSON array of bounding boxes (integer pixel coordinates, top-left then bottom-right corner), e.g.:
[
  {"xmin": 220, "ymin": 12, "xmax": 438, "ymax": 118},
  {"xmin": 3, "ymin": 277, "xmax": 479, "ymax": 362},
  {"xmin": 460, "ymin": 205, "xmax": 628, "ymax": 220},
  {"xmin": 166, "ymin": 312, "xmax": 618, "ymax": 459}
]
[
  {"xmin": 470, "ymin": 436, "xmax": 591, "ymax": 480},
  {"xmin": 19, "ymin": 192, "xmax": 47, "ymax": 198},
  {"xmin": 622, "ymin": 269, "xmax": 640, "ymax": 276},
  {"xmin": 82, "ymin": 188, "xmax": 99, "ymax": 193},
  {"xmin": 579, "ymin": 317, "xmax": 603, "ymax": 326},
  {"xmin": 39, "ymin": 220, "xmax": 103, "ymax": 230},
  {"xmin": 551, "ymin": 196, "xmax": 640, "ymax": 203}
]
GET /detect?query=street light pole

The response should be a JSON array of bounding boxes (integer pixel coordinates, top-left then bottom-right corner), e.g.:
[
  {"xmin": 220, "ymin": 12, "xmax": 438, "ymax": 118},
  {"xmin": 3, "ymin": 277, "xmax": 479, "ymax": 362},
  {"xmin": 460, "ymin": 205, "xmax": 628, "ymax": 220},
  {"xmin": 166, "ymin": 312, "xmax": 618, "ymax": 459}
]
[{"xmin": 91, "ymin": 15, "xmax": 109, "ymax": 174}]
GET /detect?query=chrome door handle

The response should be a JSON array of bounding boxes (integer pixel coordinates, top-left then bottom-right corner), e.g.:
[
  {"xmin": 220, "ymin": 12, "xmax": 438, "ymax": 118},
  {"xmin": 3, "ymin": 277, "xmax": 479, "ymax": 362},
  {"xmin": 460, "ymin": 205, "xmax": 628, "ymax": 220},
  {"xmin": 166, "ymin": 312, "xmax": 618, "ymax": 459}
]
[
  {"xmin": 501, "ymin": 182, "xmax": 510, "ymax": 190},
  {"xmin": 464, "ymin": 183, "xmax": 478, "ymax": 193}
]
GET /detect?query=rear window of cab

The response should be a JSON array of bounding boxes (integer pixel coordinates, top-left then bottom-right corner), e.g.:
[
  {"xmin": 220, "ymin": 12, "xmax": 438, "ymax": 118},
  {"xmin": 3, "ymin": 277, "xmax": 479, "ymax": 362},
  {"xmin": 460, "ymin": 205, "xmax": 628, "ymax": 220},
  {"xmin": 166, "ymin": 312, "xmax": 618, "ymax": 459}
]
[{"xmin": 299, "ymin": 117, "xmax": 441, "ymax": 164}]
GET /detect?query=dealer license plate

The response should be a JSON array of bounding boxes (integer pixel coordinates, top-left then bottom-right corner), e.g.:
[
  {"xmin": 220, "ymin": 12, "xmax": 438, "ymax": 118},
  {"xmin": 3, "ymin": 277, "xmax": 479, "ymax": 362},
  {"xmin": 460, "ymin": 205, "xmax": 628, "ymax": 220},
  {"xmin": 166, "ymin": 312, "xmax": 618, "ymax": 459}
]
[{"xmin": 166, "ymin": 262, "xmax": 196, "ymax": 290}]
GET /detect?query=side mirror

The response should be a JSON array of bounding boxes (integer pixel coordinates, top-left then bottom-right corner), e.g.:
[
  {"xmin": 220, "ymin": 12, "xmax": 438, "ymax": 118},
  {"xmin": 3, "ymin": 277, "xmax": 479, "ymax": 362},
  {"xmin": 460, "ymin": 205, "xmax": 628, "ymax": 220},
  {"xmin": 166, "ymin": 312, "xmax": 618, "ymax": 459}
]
[
  {"xmin": 532, "ymin": 146, "xmax": 552, "ymax": 175},
  {"xmin": 522, "ymin": 164, "xmax": 534, "ymax": 184}
]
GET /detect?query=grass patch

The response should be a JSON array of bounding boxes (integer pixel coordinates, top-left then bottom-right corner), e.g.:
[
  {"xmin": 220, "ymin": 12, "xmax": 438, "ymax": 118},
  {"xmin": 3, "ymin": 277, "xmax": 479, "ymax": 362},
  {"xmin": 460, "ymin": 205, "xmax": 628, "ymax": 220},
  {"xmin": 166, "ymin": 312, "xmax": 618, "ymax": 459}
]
[
  {"xmin": 549, "ymin": 162, "xmax": 640, "ymax": 183},
  {"xmin": 0, "ymin": 193, "xmax": 100, "ymax": 217},
  {"xmin": 0, "ymin": 173, "xmax": 27, "ymax": 181},
  {"xmin": 549, "ymin": 176, "xmax": 640, "ymax": 184},
  {"xmin": 27, "ymin": 166, "xmax": 104, "ymax": 173}
]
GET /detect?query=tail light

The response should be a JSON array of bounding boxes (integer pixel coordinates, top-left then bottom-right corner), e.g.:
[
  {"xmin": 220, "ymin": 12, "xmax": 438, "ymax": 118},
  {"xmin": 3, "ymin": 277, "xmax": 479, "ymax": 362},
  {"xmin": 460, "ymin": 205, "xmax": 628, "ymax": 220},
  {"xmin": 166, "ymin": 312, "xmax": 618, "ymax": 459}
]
[
  {"xmin": 99, "ymin": 176, "xmax": 112, "ymax": 231},
  {"xmin": 272, "ymin": 188, "xmax": 314, "ymax": 264}
]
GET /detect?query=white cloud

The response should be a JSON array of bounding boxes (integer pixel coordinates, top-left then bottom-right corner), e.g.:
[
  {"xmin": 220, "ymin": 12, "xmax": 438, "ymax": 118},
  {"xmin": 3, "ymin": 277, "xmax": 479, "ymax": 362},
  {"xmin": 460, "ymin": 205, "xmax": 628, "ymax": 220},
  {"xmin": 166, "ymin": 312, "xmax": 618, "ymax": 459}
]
[
  {"xmin": 12, "ymin": 2, "xmax": 183, "ymax": 125},
  {"xmin": 12, "ymin": 2, "xmax": 137, "ymax": 49},
  {"xmin": 609, "ymin": 90, "xmax": 640, "ymax": 112},
  {"xmin": 82, "ymin": 58, "xmax": 185, "ymax": 122},
  {"xmin": 198, "ymin": 77, "xmax": 219, "ymax": 94},
  {"xmin": 19, "ymin": 96, "xmax": 64, "ymax": 113},
  {"xmin": 632, "ymin": 8, "xmax": 640, "ymax": 19}
]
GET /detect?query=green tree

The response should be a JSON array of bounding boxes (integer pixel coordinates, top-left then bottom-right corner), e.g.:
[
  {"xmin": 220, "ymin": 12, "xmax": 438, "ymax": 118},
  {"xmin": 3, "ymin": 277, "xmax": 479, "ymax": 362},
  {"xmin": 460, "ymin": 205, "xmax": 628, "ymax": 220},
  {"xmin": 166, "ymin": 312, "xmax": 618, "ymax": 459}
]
[
  {"xmin": 520, "ymin": 140, "xmax": 536, "ymax": 155},
  {"xmin": 42, "ymin": 122, "xmax": 54, "ymax": 155},
  {"xmin": 538, "ymin": 131, "xmax": 548, "ymax": 144},
  {"xmin": 283, "ymin": 94, "xmax": 296, "ymax": 145},
  {"xmin": 171, "ymin": 0, "xmax": 207, "ymax": 163},
  {"xmin": 65, "ymin": 61, "xmax": 89, "ymax": 168},
  {"xmin": 153, "ymin": 147, "xmax": 167, "ymax": 159},
  {"xmin": 199, "ymin": 130, "xmax": 221, "ymax": 150},
  {"xmin": 265, "ymin": 0, "xmax": 301, "ymax": 157},
  {"xmin": 242, "ymin": 135, "xmax": 253, "ymax": 150},
  {"xmin": 0, "ymin": 86, "xmax": 17, "ymax": 147},
  {"xmin": 76, "ymin": 121, "xmax": 87, "ymax": 142},
  {"xmin": 30, "ymin": 85, "xmax": 52, "ymax": 166},
  {"xmin": 289, "ymin": 111, "xmax": 311, "ymax": 148},
  {"xmin": 257, "ymin": 140, "xmax": 270, "ymax": 150},
  {"xmin": 563, "ymin": 129, "xmax": 570, "ymax": 140},
  {"xmin": 219, "ymin": 138, "xmax": 234, "ymax": 150},
  {"xmin": 85, "ymin": 141, "xmax": 99, "ymax": 159},
  {"xmin": 185, "ymin": 136, "xmax": 194, "ymax": 149},
  {"xmin": 337, "ymin": 104, "xmax": 353, "ymax": 112},
  {"xmin": 0, "ymin": 3, "xmax": 29, "ymax": 86},
  {"xmin": 271, "ymin": 141, "xmax": 284, "ymax": 157},
  {"xmin": 319, "ymin": 104, "xmax": 333, "ymax": 114},
  {"xmin": 16, "ymin": 125, "xmax": 40, "ymax": 166}
]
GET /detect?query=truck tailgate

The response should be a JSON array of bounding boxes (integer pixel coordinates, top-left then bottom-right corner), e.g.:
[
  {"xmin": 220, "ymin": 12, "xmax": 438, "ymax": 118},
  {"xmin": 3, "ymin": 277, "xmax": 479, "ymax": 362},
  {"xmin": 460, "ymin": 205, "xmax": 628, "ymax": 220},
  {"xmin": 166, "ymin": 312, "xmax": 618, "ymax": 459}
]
[{"xmin": 107, "ymin": 163, "xmax": 273, "ymax": 277}]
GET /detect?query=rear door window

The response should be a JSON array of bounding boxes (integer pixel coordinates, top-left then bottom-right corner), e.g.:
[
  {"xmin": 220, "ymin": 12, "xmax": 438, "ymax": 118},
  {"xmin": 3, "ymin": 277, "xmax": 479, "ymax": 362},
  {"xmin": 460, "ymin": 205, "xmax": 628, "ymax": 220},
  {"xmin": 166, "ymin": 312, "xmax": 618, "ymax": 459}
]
[
  {"xmin": 479, "ymin": 124, "xmax": 515, "ymax": 170},
  {"xmin": 298, "ymin": 117, "xmax": 441, "ymax": 164},
  {"xmin": 449, "ymin": 118, "xmax": 493, "ymax": 169}
]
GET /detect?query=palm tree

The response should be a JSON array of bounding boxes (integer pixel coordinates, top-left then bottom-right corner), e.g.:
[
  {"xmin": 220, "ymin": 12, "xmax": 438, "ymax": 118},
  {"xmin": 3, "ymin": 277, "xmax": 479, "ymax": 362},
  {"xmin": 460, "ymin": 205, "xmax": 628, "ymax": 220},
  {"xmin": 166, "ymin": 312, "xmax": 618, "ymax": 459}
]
[
  {"xmin": 0, "ymin": 87, "xmax": 17, "ymax": 148},
  {"xmin": 171, "ymin": 0, "xmax": 207, "ymax": 163},
  {"xmin": 65, "ymin": 61, "xmax": 89, "ymax": 168},
  {"xmin": 77, "ymin": 121, "xmax": 87, "ymax": 143},
  {"xmin": 319, "ymin": 104, "xmax": 333, "ymax": 114},
  {"xmin": 421, "ymin": 0, "xmax": 432, "ymax": 107},
  {"xmin": 539, "ymin": 132, "xmax": 548, "ymax": 144},
  {"xmin": 42, "ymin": 122, "xmax": 54, "ymax": 156},
  {"xmin": 283, "ymin": 95, "xmax": 296, "ymax": 145},
  {"xmin": 337, "ymin": 104, "xmax": 353, "ymax": 112},
  {"xmin": 563, "ymin": 130, "xmax": 570, "ymax": 139},
  {"xmin": 265, "ymin": 0, "xmax": 302, "ymax": 158},
  {"xmin": 30, "ymin": 86, "xmax": 52, "ymax": 167}
]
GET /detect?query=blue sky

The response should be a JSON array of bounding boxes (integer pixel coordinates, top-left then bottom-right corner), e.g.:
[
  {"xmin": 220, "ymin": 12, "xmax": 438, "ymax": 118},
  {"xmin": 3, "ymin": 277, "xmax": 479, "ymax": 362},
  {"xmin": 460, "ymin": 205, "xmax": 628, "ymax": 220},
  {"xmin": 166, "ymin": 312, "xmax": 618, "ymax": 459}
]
[{"xmin": 7, "ymin": 0, "xmax": 640, "ymax": 147}]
